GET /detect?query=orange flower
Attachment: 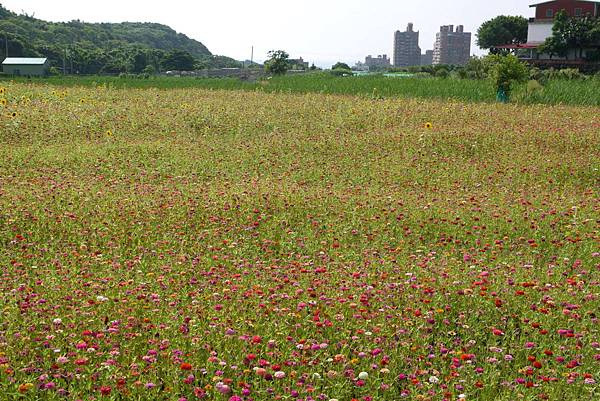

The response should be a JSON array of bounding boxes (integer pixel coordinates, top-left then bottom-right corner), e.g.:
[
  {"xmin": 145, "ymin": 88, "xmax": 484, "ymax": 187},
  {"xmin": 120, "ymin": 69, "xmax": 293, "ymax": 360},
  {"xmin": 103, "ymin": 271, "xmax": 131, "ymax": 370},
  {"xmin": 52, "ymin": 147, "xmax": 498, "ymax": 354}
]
[
  {"xmin": 18, "ymin": 383, "xmax": 33, "ymax": 393},
  {"xmin": 180, "ymin": 362, "xmax": 192, "ymax": 371}
]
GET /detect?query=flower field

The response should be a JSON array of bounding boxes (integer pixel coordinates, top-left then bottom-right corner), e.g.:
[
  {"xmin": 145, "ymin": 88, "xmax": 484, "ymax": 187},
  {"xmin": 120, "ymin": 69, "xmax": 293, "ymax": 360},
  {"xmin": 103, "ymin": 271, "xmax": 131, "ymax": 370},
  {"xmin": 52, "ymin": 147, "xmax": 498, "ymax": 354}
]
[{"xmin": 0, "ymin": 83, "xmax": 598, "ymax": 400}]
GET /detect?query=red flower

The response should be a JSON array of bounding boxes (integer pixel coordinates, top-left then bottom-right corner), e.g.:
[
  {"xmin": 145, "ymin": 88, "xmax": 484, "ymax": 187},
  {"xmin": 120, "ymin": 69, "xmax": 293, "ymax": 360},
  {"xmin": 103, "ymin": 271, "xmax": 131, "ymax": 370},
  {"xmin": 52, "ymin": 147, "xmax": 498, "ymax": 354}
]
[
  {"xmin": 492, "ymin": 329, "xmax": 504, "ymax": 336},
  {"xmin": 99, "ymin": 386, "xmax": 112, "ymax": 396},
  {"xmin": 180, "ymin": 362, "xmax": 192, "ymax": 371}
]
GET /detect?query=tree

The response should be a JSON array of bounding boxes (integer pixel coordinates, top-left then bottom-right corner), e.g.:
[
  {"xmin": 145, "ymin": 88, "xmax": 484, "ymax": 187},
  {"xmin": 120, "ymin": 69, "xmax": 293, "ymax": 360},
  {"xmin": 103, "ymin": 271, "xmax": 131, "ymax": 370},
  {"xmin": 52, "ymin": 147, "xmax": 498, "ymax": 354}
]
[
  {"xmin": 332, "ymin": 62, "xmax": 351, "ymax": 70},
  {"xmin": 265, "ymin": 50, "xmax": 289, "ymax": 75},
  {"xmin": 161, "ymin": 49, "xmax": 195, "ymax": 71},
  {"xmin": 541, "ymin": 11, "xmax": 600, "ymax": 60},
  {"xmin": 484, "ymin": 54, "xmax": 529, "ymax": 102},
  {"xmin": 477, "ymin": 16, "xmax": 528, "ymax": 52}
]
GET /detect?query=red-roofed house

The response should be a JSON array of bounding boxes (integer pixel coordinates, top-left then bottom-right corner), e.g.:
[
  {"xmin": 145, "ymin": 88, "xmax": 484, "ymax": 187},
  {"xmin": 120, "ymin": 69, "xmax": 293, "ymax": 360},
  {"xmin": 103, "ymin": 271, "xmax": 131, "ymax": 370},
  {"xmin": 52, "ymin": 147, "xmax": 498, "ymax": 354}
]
[
  {"xmin": 528, "ymin": 0, "xmax": 599, "ymax": 46},
  {"xmin": 498, "ymin": 0, "xmax": 599, "ymax": 64}
]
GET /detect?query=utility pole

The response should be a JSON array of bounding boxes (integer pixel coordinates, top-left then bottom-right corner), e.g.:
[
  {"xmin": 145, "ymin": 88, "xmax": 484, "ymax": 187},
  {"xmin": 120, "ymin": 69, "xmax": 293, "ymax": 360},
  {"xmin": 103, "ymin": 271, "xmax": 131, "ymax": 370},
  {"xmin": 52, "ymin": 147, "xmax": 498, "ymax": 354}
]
[
  {"xmin": 251, "ymin": 46, "xmax": 254, "ymax": 66},
  {"xmin": 63, "ymin": 48, "xmax": 66, "ymax": 75},
  {"xmin": 4, "ymin": 34, "xmax": 8, "ymax": 58}
]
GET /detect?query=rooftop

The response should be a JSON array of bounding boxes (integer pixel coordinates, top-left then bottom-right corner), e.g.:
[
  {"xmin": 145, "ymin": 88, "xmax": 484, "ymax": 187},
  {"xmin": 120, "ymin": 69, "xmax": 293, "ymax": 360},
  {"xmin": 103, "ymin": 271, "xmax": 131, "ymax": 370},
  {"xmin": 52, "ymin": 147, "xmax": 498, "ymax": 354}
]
[
  {"xmin": 2, "ymin": 58, "xmax": 48, "ymax": 65},
  {"xmin": 529, "ymin": 0, "xmax": 600, "ymax": 6}
]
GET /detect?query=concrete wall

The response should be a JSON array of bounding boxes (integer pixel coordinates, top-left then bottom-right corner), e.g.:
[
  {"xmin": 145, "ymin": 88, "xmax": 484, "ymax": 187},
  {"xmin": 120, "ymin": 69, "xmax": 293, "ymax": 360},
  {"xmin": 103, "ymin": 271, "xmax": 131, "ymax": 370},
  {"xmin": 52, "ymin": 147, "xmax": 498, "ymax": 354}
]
[
  {"xmin": 2, "ymin": 64, "xmax": 49, "ymax": 76},
  {"xmin": 527, "ymin": 22, "xmax": 554, "ymax": 44}
]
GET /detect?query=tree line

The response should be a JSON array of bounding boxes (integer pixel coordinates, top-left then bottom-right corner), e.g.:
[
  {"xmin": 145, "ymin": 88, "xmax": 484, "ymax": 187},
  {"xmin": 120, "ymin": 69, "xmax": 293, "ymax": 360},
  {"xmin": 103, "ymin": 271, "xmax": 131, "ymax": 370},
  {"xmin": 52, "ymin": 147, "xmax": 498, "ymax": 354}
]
[{"xmin": 0, "ymin": 5, "xmax": 241, "ymax": 74}]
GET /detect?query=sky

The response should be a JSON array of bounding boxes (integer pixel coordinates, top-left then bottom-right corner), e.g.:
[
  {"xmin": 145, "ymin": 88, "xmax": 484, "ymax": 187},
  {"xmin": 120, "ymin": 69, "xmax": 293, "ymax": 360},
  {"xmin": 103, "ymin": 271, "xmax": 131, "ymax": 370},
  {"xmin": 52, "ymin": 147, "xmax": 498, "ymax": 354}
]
[{"xmin": 2, "ymin": 0, "xmax": 535, "ymax": 67}]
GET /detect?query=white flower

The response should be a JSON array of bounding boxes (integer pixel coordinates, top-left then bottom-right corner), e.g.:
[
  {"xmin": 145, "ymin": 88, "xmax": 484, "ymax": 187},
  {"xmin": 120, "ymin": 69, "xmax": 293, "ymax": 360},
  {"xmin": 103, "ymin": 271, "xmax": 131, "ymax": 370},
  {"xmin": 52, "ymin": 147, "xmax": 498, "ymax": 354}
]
[
  {"xmin": 429, "ymin": 375, "xmax": 439, "ymax": 384},
  {"xmin": 312, "ymin": 373, "xmax": 321, "ymax": 380},
  {"xmin": 274, "ymin": 371, "xmax": 285, "ymax": 379},
  {"xmin": 53, "ymin": 318, "xmax": 62, "ymax": 325},
  {"xmin": 458, "ymin": 395, "xmax": 466, "ymax": 400},
  {"xmin": 97, "ymin": 295, "xmax": 108, "ymax": 302},
  {"xmin": 358, "ymin": 371, "xmax": 369, "ymax": 380}
]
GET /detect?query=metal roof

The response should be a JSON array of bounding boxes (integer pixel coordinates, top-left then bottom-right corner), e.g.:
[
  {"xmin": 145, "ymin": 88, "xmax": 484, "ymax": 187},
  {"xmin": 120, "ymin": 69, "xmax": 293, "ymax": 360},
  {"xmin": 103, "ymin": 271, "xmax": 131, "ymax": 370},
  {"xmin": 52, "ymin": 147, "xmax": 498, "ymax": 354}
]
[{"xmin": 2, "ymin": 58, "xmax": 48, "ymax": 65}]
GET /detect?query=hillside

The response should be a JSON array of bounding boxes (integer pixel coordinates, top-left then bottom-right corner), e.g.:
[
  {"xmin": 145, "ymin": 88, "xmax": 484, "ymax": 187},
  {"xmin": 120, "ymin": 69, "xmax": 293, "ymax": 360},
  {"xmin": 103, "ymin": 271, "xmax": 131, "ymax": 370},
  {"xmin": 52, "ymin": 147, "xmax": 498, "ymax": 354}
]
[{"xmin": 0, "ymin": 4, "xmax": 240, "ymax": 74}]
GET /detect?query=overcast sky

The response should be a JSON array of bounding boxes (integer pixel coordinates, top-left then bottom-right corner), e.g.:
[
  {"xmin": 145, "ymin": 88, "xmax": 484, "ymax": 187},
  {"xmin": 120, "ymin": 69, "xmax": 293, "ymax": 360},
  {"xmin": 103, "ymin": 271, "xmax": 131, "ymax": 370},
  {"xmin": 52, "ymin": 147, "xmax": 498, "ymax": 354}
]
[{"xmin": 2, "ymin": 0, "xmax": 534, "ymax": 67}]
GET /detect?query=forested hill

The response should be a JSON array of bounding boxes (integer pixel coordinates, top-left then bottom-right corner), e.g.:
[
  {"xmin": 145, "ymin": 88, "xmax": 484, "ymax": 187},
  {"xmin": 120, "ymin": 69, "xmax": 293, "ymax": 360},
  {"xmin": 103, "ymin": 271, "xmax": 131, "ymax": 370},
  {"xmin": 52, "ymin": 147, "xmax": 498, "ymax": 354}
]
[{"xmin": 0, "ymin": 4, "xmax": 240, "ymax": 74}]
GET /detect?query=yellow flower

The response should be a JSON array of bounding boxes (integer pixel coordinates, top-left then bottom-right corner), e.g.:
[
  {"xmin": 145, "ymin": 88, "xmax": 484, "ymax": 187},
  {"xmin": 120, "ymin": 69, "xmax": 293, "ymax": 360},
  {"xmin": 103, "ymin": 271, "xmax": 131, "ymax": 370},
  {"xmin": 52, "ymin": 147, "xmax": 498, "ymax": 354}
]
[
  {"xmin": 0, "ymin": 98, "xmax": 7, "ymax": 106},
  {"xmin": 106, "ymin": 130, "xmax": 113, "ymax": 137},
  {"xmin": 0, "ymin": 87, "xmax": 5, "ymax": 96},
  {"xmin": 425, "ymin": 122, "xmax": 433, "ymax": 129},
  {"xmin": 10, "ymin": 111, "xmax": 17, "ymax": 118}
]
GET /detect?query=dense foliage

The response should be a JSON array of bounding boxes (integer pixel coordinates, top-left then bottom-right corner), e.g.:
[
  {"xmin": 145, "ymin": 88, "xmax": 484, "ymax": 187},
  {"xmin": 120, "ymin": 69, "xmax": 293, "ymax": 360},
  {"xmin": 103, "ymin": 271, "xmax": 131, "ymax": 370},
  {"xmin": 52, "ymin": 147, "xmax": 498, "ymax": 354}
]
[
  {"xmin": 484, "ymin": 54, "xmax": 530, "ymax": 99},
  {"xmin": 540, "ymin": 11, "xmax": 600, "ymax": 61},
  {"xmin": 0, "ymin": 4, "xmax": 241, "ymax": 74},
  {"xmin": 3, "ymin": 69, "xmax": 600, "ymax": 106},
  {"xmin": 265, "ymin": 50, "xmax": 290, "ymax": 76},
  {"xmin": 476, "ymin": 16, "xmax": 529, "ymax": 52}
]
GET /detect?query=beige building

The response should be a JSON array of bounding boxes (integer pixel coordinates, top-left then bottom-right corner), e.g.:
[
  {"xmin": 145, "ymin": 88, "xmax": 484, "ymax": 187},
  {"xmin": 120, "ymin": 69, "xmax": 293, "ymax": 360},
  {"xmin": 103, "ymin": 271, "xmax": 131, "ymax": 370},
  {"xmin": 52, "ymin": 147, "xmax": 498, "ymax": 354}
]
[{"xmin": 432, "ymin": 25, "xmax": 471, "ymax": 65}]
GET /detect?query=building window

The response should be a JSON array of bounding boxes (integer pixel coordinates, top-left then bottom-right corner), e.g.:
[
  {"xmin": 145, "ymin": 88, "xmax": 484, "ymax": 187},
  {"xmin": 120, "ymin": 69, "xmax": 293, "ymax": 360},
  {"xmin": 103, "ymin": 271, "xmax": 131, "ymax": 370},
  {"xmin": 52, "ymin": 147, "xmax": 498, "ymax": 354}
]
[
  {"xmin": 574, "ymin": 8, "xmax": 582, "ymax": 16},
  {"xmin": 546, "ymin": 9, "xmax": 554, "ymax": 17}
]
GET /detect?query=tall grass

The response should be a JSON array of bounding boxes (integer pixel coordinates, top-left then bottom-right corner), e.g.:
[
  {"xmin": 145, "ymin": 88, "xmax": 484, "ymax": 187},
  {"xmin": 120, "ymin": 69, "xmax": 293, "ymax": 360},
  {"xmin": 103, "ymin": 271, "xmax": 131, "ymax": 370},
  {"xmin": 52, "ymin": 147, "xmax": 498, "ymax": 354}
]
[{"xmin": 2, "ymin": 72, "xmax": 599, "ymax": 106}]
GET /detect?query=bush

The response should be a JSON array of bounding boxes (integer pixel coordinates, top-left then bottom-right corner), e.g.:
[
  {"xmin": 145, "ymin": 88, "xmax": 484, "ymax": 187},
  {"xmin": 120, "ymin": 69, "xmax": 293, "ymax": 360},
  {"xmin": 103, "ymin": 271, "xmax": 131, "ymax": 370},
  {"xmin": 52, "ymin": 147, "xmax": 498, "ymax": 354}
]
[
  {"xmin": 484, "ymin": 54, "xmax": 529, "ymax": 100},
  {"xmin": 330, "ymin": 68, "xmax": 353, "ymax": 77},
  {"xmin": 435, "ymin": 67, "xmax": 449, "ymax": 79},
  {"xmin": 529, "ymin": 67, "xmax": 548, "ymax": 85},
  {"xmin": 545, "ymin": 68, "xmax": 587, "ymax": 81}
]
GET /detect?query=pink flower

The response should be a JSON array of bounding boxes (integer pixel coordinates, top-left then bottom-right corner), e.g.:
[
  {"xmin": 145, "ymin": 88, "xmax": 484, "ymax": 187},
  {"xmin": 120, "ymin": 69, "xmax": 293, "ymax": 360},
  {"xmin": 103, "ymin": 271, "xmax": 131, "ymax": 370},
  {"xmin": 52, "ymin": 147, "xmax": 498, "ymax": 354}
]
[{"xmin": 216, "ymin": 382, "xmax": 231, "ymax": 394}]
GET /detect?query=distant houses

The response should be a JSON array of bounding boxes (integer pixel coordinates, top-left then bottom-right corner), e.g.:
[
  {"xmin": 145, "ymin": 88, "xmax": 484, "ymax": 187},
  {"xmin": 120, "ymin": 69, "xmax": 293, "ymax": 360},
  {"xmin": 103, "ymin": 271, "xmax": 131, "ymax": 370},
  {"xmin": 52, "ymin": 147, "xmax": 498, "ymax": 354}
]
[
  {"xmin": 365, "ymin": 55, "xmax": 391, "ymax": 70},
  {"xmin": 1, "ymin": 58, "xmax": 50, "ymax": 76},
  {"xmin": 288, "ymin": 57, "xmax": 309, "ymax": 70}
]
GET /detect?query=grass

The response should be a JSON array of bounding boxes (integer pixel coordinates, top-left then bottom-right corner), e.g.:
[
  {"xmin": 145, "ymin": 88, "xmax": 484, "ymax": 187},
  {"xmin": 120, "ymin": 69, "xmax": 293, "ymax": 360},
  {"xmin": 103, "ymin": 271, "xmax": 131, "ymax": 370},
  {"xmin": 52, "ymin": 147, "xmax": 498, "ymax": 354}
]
[
  {"xmin": 2, "ymin": 72, "xmax": 600, "ymax": 106},
  {"xmin": 0, "ymin": 82, "xmax": 599, "ymax": 400}
]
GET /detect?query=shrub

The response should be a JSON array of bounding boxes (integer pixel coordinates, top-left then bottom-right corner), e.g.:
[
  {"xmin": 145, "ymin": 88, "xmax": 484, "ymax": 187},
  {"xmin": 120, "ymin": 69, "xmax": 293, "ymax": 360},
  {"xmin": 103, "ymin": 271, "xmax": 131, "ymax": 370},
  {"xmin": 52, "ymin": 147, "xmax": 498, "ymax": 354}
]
[
  {"xmin": 435, "ymin": 67, "xmax": 449, "ymax": 79},
  {"xmin": 484, "ymin": 54, "xmax": 529, "ymax": 100},
  {"xmin": 330, "ymin": 68, "xmax": 353, "ymax": 77},
  {"xmin": 552, "ymin": 68, "xmax": 586, "ymax": 80}
]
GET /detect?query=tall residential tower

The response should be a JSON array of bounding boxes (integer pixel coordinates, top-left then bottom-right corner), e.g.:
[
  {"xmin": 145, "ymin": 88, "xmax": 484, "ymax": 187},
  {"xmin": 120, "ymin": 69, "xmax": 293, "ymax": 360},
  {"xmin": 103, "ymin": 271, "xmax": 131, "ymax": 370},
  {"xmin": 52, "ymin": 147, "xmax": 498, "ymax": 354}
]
[
  {"xmin": 432, "ymin": 25, "xmax": 471, "ymax": 65},
  {"xmin": 393, "ymin": 23, "xmax": 421, "ymax": 67}
]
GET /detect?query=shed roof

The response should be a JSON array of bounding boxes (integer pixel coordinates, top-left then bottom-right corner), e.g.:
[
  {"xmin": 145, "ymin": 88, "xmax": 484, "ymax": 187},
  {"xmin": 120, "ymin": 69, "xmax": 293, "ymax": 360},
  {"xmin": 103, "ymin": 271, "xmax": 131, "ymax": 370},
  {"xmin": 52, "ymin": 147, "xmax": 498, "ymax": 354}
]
[{"xmin": 2, "ymin": 58, "xmax": 48, "ymax": 65}]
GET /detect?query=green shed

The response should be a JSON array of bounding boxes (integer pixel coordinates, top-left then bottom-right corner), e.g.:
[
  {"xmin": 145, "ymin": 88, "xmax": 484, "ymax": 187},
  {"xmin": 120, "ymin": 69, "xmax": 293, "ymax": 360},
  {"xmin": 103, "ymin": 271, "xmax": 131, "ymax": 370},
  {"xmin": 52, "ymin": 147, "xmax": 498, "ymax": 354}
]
[{"xmin": 2, "ymin": 58, "xmax": 50, "ymax": 77}]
